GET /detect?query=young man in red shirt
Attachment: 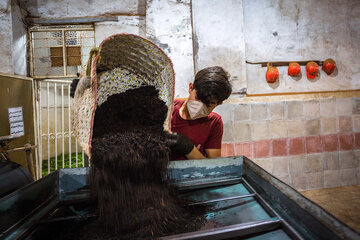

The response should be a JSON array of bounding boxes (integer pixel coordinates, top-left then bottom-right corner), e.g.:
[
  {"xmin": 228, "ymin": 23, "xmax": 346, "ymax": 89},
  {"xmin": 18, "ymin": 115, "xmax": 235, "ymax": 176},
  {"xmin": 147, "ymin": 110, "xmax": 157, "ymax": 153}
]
[{"xmin": 167, "ymin": 66, "xmax": 232, "ymax": 160}]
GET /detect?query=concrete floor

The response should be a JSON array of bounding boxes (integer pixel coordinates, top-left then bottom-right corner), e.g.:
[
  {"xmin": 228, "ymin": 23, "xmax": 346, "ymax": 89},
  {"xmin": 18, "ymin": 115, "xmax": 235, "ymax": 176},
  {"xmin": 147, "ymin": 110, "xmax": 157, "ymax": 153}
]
[{"xmin": 301, "ymin": 185, "xmax": 360, "ymax": 233}]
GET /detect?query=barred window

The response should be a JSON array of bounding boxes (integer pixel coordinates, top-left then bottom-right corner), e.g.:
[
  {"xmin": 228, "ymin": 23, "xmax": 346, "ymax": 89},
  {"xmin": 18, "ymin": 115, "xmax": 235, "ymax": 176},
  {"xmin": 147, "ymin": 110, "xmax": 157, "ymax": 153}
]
[{"xmin": 30, "ymin": 25, "xmax": 95, "ymax": 78}]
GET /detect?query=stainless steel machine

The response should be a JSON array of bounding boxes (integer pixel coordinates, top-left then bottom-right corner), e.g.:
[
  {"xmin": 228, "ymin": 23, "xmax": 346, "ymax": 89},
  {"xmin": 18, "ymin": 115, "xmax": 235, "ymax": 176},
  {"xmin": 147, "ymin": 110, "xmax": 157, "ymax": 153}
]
[{"xmin": 0, "ymin": 156, "xmax": 359, "ymax": 239}]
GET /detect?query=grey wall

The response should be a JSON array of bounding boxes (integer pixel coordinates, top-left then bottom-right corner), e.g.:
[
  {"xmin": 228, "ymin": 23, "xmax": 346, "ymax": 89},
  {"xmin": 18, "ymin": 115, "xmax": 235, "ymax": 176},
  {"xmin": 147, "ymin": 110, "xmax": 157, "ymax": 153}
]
[
  {"xmin": 0, "ymin": 0, "xmax": 14, "ymax": 74},
  {"xmin": 0, "ymin": 0, "xmax": 27, "ymax": 75},
  {"xmin": 23, "ymin": 0, "xmax": 145, "ymax": 18},
  {"xmin": 11, "ymin": 0, "xmax": 27, "ymax": 76},
  {"xmin": 3, "ymin": 0, "xmax": 360, "ymax": 96}
]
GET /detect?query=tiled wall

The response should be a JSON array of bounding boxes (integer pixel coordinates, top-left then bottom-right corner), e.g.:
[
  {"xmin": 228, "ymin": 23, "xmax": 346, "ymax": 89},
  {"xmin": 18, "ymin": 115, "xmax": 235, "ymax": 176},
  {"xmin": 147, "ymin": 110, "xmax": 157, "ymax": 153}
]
[{"xmin": 219, "ymin": 97, "xmax": 360, "ymax": 191}]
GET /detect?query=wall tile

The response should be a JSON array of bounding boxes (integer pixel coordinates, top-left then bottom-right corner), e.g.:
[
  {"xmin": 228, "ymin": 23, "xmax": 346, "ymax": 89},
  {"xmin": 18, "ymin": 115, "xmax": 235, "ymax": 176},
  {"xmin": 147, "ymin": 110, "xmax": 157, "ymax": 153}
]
[
  {"xmin": 234, "ymin": 142, "xmax": 253, "ymax": 158},
  {"xmin": 323, "ymin": 152, "xmax": 340, "ymax": 170},
  {"xmin": 304, "ymin": 100, "xmax": 320, "ymax": 119},
  {"xmin": 305, "ymin": 154, "xmax": 323, "ymax": 173},
  {"xmin": 221, "ymin": 143, "xmax": 234, "ymax": 157},
  {"xmin": 274, "ymin": 174, "xmax": 291, "ymax": 185},
  {"xmin": 287, "ymin": 101, "xmax": 303, "ymax": 119},
  {"xmin": 289, "ymin": 155, "xmax": 305, "ymax": 174},
  {"xmin": 338, "ymin": 116, "xmax": 352, "ymax": 133},
  {"xmin": 291, "ymin": 173, "xmax": 308, "ymax": 190},
  {"xmin": 269, "ymin": 102, "xmax": 285, "ymax": 120},
  {"xmin": 234, "ymin": 104, "xmax": 250, "ymax": 121},
  {"xmin": 321, "ymin": 118, "xmax": 337, "ymax": 135},
  {"xmin": 305, "ymin": 119, "xmax": 321, "ymax": 136},
  {"xmin": 305, "ymin": 136, "xmax": 323, "ymax": 153},
  {"xmin": 272, "ymin": 157, "xmax": 289, "ymax": 175},
  {"xmin": 321, "ymin": 134, "xmax": 339, "ymax": 152},
  {"xmin": 340, "ymin": 168, "xmax": 357, "ymax": 186},
  {"xmin": 339, "ymin": 133, "xmax": 354, "ymax": 150},
  {"xmin": 269, "ymin": 121, "xmax": 288, "ymax": 138},
  {"xmin": 355, "ymin": 133, "xmax": 360, "ymax": 149},
  {"xmin": 254, "ymin": 140, "xmax": 270, "ymax": 158},
  {"xmin": 306, "ymin": 172, "xmax": 324, "ymax": 190},
  {"xmin": 287, "ymin": 120, "xmax": 304, "ymax": 137},
  {"xmin": 352, "ymin": 98, "xmax": 360, "ymax": 115},
  {"xmin": 251, "ymin": 122, "xmax": 269, "ymax": 140},
  {"xmin": 222, "ymin": 123, "xmax": 234, "ymax": 142},
  {"xmin": 214, "ymin": 104, "xmax": 234, "ymax": 124},
  {"xmin": 254, "ymin": 158, "xmax": 273, "ymax": 173},
  {"xmin": 339, "ymin": 150, "xmax": 357, "ymax": 169},
  {"xmin": 233, "ymin": 122, "xmax": 251, "ymax": 141},
  {"xmin": 336, "ymin": 98, "xmax": 352, "ymax": 116},
  {"xmin": 272, "ymin": 138, "xmax": 288, "ymax": 157},
  {"xmin": 353, "ymin": 116, "xmax": 360, "ymax": 131},
  {"xmin": 354, "ymin": 150, "xmax": 360, "ymax": 162},
  {"xmin": 289, "ymin": 137, "xmax": 305, "ymax": 155},
  {"xmin": 251, "ymin": 103, "xmax": 268, "ymax": 121},
  {"xmin": 320, "ymin": 98, "xmax": 336, "ymax": 117},
  {"xmin": 324, "ymin": 170, "xmax": 341, "ymax": 188}
]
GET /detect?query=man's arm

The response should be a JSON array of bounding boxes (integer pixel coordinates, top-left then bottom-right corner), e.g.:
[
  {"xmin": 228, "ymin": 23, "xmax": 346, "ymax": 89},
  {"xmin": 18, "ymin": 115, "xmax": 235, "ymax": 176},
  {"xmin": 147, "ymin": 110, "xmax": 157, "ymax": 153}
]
[
  {"xmin": 185, "ymin": 146, "xmax": 206, "ymax": 159},
  {"xmin": 203, "ymin": 116, "xmax": 223, "ymax": 159},
  {"xmin": 205, "ymin": 148, "xmax": 221, "ymax": 158}
]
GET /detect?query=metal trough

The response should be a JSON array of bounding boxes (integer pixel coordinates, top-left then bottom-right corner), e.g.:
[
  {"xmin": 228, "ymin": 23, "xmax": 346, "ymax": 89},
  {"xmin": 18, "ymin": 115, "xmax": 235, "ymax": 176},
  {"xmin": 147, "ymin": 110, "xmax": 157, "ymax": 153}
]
[{"xmin": 0, "ymin": 156, "xmax": 359, "ymax": 240}]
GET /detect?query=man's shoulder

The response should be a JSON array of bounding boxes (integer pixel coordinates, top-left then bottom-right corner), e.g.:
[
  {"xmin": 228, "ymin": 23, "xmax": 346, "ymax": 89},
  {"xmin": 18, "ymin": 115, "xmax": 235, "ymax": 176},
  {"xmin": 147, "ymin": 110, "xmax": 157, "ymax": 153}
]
[
  {"xmin": 208, "ymin": 112, "xmax": 222, "ymax": 123},
  {"xmin": 174, "ymin": 99, "xmax": 184, "ymax": 104},
  {"xmin": 173, "ymin": 99, "xmax": 184, "ymax": 109}
]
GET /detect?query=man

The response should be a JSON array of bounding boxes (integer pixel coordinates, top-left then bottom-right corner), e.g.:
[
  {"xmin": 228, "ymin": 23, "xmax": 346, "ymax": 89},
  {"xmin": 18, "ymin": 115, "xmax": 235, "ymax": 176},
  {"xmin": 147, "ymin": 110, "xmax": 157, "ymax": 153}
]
[{"xmin": 168, "ymin": 66, "xmax": 232, "ymax": 160}]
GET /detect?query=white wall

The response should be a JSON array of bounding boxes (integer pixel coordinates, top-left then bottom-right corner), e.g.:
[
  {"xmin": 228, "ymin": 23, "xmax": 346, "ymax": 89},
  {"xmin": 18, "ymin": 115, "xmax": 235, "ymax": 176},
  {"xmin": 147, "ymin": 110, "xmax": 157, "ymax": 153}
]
[
  {"xmin": 192, "ymin": 0, "xmax": 246, "ymax": 93},
  {"xmin": 146, "ymin": 0, "xmax": 194, "ymax": 98},
  {"xmin": 95, "ymin": 16, "xmax": 146, "ymax": 46},
  {"xmin": 243, "ymin": 0, "xmax": 360, "ymax": 94}
]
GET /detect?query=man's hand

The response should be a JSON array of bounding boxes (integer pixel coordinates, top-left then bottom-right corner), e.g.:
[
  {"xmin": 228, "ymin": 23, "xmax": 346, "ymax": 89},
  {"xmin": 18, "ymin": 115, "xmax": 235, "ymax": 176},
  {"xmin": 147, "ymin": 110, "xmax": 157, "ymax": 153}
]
[{"xmin": 165, "ymin": 132, "xmax": 194, "ymax": 155}]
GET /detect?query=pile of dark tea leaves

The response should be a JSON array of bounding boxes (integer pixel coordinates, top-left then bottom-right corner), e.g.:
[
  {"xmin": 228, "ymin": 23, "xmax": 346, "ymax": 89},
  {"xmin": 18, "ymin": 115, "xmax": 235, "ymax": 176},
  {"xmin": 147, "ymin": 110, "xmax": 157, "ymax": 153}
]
[{"xmin": 76, "ymin": 86, "xmax": 206, "ymax": 239}]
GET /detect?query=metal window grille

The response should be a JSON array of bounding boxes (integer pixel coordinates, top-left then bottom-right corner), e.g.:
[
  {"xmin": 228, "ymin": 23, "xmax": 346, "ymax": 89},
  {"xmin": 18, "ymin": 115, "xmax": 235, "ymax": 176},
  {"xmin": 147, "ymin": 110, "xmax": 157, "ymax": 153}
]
[
  {"xmin": 30, "ymin": 25, "xmax": 95, "ymax": 78},
  {"xmin": 35, "ymin": 79, "xmax": 88, "ymax": 178}
]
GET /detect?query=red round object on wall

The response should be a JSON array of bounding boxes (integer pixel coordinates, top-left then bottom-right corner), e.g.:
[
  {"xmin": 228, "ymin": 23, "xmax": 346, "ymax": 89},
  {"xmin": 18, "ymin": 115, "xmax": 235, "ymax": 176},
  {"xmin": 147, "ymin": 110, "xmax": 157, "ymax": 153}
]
[
  {"xmin": 266, "ymin": 66, "xmax": 279, "ymax": 83},
  {"xmin": 322, "ymin": 58, "xmax": 336, "ymax": 75},
  {"xmin": 288, "ymin": 62, "xmax": 301, "ymax": 76},
  {"xmin": 306, "ymin": 62, "xmax": 319, "ymax": 79}
]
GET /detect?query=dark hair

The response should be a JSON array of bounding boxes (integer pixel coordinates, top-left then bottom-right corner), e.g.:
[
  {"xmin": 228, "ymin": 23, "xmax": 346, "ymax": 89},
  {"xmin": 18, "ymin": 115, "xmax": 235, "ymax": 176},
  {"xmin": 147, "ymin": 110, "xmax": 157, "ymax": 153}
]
[{"xmin": 193, "ymin": 66, "xmax": 232, "ymax": 106}]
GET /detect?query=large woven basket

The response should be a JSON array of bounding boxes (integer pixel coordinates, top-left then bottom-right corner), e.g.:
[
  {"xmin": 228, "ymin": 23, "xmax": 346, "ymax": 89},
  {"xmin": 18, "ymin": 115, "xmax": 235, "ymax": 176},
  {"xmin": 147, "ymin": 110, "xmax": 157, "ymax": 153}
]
[{"xmin": 71, "ymin": 34, "xmax": 175, "ymax": 158}]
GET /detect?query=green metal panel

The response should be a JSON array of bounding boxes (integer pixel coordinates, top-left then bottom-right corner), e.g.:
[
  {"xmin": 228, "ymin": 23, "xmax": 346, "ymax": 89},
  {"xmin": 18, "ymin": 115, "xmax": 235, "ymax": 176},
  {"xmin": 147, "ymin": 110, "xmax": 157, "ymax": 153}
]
[
  {"xmin": 0, "ymin": 73, "xmax": 35, "ymax": 169},
  {"xmin": 184, "ymin": 183, "xmax": 271, "ymax": 227}
]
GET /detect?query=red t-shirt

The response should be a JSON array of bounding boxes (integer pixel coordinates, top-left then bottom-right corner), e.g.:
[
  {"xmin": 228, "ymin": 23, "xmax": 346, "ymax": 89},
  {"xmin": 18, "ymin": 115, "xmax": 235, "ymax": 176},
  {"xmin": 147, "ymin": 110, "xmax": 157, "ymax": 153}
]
[{"xmin": 170, "ymin": 99, "xmax": 223, "ymax": 160}]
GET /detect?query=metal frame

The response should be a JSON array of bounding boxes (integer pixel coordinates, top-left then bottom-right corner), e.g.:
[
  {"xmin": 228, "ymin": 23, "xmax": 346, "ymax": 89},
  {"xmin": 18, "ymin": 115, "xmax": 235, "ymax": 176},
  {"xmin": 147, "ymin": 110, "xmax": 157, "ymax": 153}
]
[
  {"xmin": 29, "ymin": 25, "xmax": 94, "ymax": 78},
  {"xmin": 241, "ymin": 178, "xmax": 304, "ymax": 240},
  {"xmin": 161, "ymin": 218, "xmax": 282, "ymax": 240},
  {"xmin": 165, "ymin": 177, "xmax": 304, "ymax": 240},
  {"xmin": 1, "ymin": 157, "xmax": 359, "ymax": 240}
]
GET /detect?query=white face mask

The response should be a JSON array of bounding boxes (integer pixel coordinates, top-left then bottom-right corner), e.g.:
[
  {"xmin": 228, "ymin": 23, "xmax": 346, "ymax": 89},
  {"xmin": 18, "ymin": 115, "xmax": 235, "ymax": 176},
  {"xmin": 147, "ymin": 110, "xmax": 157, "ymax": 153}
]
[{"xmin": 187, "ymin": 100, "xmax": 210, "ymax": 119}]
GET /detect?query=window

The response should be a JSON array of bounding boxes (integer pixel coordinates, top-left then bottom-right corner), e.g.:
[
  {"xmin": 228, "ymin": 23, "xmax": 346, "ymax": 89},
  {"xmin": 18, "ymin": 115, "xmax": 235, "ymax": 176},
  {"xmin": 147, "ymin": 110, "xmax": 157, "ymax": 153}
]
[
  {"xmin": 30, "ymin": 25, "xmax": 95, "ymax": 78},
  {"xmin": 50, "ymin": 46, "xmax": 81, "ymax": 67}
]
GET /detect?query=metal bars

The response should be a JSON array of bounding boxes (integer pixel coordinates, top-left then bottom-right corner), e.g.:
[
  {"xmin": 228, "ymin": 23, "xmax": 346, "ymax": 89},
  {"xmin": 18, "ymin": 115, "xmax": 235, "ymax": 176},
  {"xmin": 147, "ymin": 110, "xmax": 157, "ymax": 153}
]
[
  {"xmin": 188, "ymin": 194, "xmax": 256, "ymax": 206},
  {"xmin": 175, "ymin": 178, "xmax": 304, "ymax": 240},
  {"xmin": 161, "ymin": 218, "xmax": 281, "ymax": 240},
  {"xmin": 35, "ymin": 79, "xmax": 86, "ymax": 178},
  {"xmin": 241, "ymin": 178, "xmax": 304, "ymax": 240}
]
